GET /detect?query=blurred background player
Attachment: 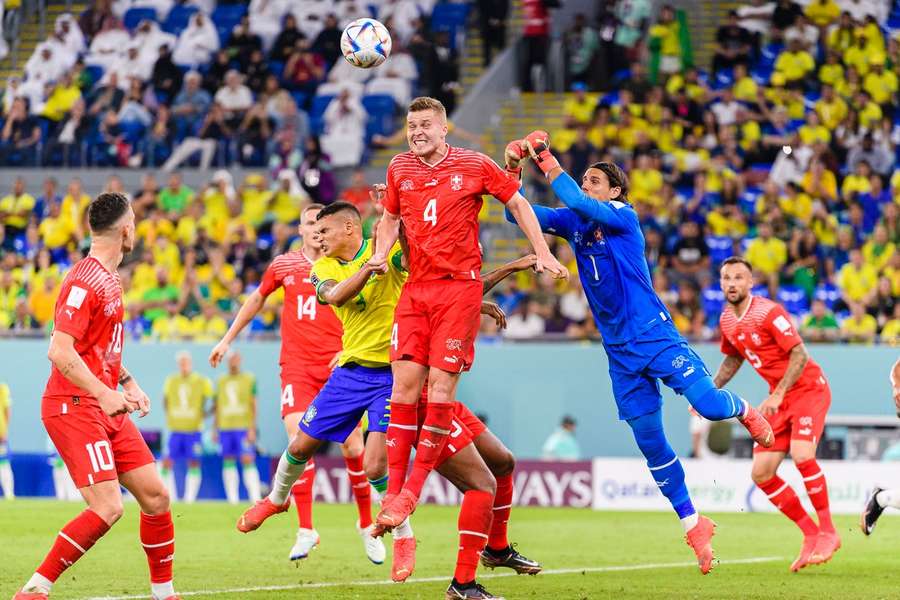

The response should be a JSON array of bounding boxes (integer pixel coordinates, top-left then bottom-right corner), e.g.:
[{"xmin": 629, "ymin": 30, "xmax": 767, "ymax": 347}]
[
  {"xmin": 716, "ymin": 257, "xmax": 838, "ymax": 572},
  {"xmin": 213, "ymin": 350, "xmax": 261, "ymax": 504},
  {"xmin": 13, "ymin": 192, "xmax": 178, "ymax": 600},
  {"xmin": 505, "ymin": 137, "xmax": 774, "ymax": 574},
  {"xmin": 210, "ymin": 203, "xmax": 374, "ymax": 562},
  {"xmin": 48, "ymin": 437, "xmax": 79, "ymax": 501},
  {"xmin": 861, "ymin": 357, "xmax": 900, "ymax": 535},
  {"xmin": 236, "ymin": 202, "xmax": 408, "ymax": 568},
  {"xmin": 541, "ymin": 415, "xmax": 580, "ymax": 461},
  {"xmin": 162, "ymin": 351, "xmax": 213, "ymax": 504},
  {"xmin": 371, "ymin": 96, "xmax": 568, "ymax": 529},
  {"xmin": 0, "ymin": 379, "xmax": 13, "ymax": 499}
]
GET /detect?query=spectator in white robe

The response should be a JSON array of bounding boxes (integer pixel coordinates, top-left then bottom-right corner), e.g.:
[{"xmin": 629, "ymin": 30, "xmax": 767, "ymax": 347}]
[
  {"xmin": 24, "ymin": 42, "xmax": 67, "ymax": 86},
  {"xmin": 113, "ymin": 0, "xmax": 174, "ymax": 21},
  {"xmin": 106, "ymin": 42, "xmax": 153, "ymax": 90},
  {"xmin": 172, "ymin": 12, "xmax": 219, "ymax": 67},
  {"xmin": 320, "ymin": 87, "xmax": 367, "ymax": 168},
  {"xmin": 134, "ymin": 19, "xmax": 176, "ymax": 68},
  {"xmin": 85, "ymin": 20, "xmax": 130, "ymax": 70},
  {"xmin": 55, "ymin": 13, "xmax": 87, "ymax": 56},
  {"xmin": 248, "ymin": 0, "xmax": 287, "ymax": 51},
  {"xmin": 378, "ymin": 0, "xmax": 424, "ymax": 45}
]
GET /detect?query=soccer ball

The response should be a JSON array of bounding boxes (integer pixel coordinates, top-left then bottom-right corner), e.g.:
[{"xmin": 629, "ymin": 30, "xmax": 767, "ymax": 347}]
[{"xmin": 341, "ymin": 18, "xmax": 392, "ymax": 69}]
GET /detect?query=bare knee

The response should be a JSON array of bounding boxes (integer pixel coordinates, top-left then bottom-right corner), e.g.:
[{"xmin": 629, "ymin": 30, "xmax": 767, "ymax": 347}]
[
  {"xmin": 287, "ymin": 438, "xmax": 312, "ymax": 462},
  {"xmin": 791, "ymin": 451, "xmax": 816, "ymax": 466},
  {"xmin": 427, "ymin": 373, "xmax": 457, "ymax": 405},
  {"xmin": 493, "ymin": 450, "xmax": 515, "ymax": 477},
  {"xmin": 141, "ymin": 482, "xmax": 171, "ymax": 515},
  {"xmin": 341, "ymin": 432, "xmax": 365, "ymax": 458},
  {"xmin": 474, "ymin": 471, "xmax": 497, "ymax": 496},
  {"xmin": 363, "ymin": 449, "xmax": 387, "ymax": 481},
  {"xmin": 751, "ymin": 462, "xmax": 777, "ymax": 485},
  {"xmin": 90, "ymin": 496, "xmax": 125, "ymax": 525}
]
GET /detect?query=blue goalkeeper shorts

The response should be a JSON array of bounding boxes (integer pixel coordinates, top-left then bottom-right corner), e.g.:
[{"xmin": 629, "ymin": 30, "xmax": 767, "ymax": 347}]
[{"xmin": 299, "ymin": 364, "xmax": 392, "ymax": 443}]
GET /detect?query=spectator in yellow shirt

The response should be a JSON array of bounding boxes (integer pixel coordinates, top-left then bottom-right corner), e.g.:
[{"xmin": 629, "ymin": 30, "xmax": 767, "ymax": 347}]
[
  {"xmin": 827, "ymin": 12, "xmax": 856, "ymax": 54},
  {"xmin": 191, "ymin": 304, "xmax": 228, "ymax": 343},
  {"xmin": 855, "ymin": 91, "xmax": 883, "ymax": 130},
  {"xmin": 59, "ymin": 177, "xmax": 90, "ymax": 234},
  {"xmin": 863, "ymin": 224, "xmax": 896, "ymax": 272},
  {"xmin": 774, "ymin": 38, "xmax": 815, "ymax": 85},
  {"xmin": 880, "ymin": 304, "xmax": 900, "ymax": 345},
  {"xmin": 798, "ymin": 110, "xmax": 830, "ymax": 146},
  {"xmin": 780, "ymin": 182, "xmax": 813, "ymax": 224},
  {"xmin": 745, "ymin": 222, "xmax": 788, "ymax": 292},
  {"xmin": 838, "ymin": 249, "xmax": 879, "ymax": 304},
  {"xmin": 239, "ymin": 174, "xmax": 272, "ymax": 229},
  {"xmin": 28, "ymin": 275, "xmax": 58, "ymax": 326},
  {"xmin": 818, "ymin": 52, "xmax": 845, "ymax": 87},
  {"xmin": 0, "ymin": 177, "xmax": 35, "ymax": 237},
  {"xmin": 804, "ymin": 0, "xmax": 840, "ymax": 28},
  {"xmin": 801, "ymin": 158, "xmax": 837, "ymax": 205},
  {"xmin": 862, "ymin": 59, "xmax": 898, "ymax": 106},
  {"xmin": 841, "ymin": 302, "xmax": 878, "ymax": 344},
  {"xmin": 40, "ymin": 73, "xmax": 81, "ymax": 122},
  {"xmin": 844, "ymin": 34, "xmax": 880, "ymax": 77},
  {"xmin": 629, "ymin": 153, "xmax": 664, "ymax": 205},
  {"xmin": 196, "ymin": 246, "xmax": 235, "ymax": 302},
  {"xmin": 563, "ymin": 82, "xmax": 599, "ymax": 127},
  {"xmin": 649, "ymin": 5, "xmax": 682, "ymax": 75},
  {"xmin": 151, "ymin": 303, "xmax": 195, "ymax": 341},
  {"xmin": 841, "ymin": 160, "xmax": 872, "ymax": 201},
  {"xmin": 38, "ymin": 202, "xmax": 76, "ymax": 252}
]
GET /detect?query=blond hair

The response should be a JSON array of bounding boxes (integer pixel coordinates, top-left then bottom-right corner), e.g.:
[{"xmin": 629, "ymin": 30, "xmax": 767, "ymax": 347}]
[{"xmin": 407, "ymin": 96, "xmax": 447, "ymax": 122}]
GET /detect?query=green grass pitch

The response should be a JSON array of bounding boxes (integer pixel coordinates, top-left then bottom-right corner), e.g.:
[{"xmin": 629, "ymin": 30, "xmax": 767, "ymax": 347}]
[{"xmin": 1, "ymin": 500, "xmax": 898, "ymax": 599}]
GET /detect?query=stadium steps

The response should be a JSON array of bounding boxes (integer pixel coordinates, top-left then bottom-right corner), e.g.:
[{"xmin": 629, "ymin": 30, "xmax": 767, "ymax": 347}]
[{"xmin": 0, "ymin": 2, "xmax": 86, "ymax": 84}]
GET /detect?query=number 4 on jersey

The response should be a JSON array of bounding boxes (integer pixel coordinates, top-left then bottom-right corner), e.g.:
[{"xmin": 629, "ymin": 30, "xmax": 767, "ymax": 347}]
[
  {"xmin": 424, "ymin": 198, "xmax": 437, "ymax": 226},
  {"xmin": 297, "ymin": 295, "xmax": 317, "ymax": 320}
]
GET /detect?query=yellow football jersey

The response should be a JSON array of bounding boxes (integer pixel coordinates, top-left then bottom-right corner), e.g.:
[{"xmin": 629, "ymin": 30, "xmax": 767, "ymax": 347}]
[
  {"xmin": 0, "ymin": 383, "xmax": 10, "ymax": 439},
  {"xmin": 215, "ymin": 373, "xmax": 256, "ymax": 430},
  {"xmin": 311, "ymin": 240, "xmax": 406, "ymax": 367},
  {"xmin": 163, "ymin": 372, "xmax": 213, "ymax": 432}
]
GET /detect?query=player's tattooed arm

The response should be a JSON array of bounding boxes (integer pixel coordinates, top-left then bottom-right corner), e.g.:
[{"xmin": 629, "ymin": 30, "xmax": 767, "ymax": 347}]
[
  {"xmin": 772, "ymin": 343, "xmax": 810, "ymax": 397},
  {"xmin": 481, "ymin": 254, "xmax": 538, "ymax": 295},
  {"xmin": 118, "ymin": 366, "xmax": 133, "ymax": 387},
  {"xmin": 713, "ymin": 354, "xmax": 744, "ymax": 388},
  {"xmin": 316, "ymin": 268, "xmax": 374, "ymax": 308}
]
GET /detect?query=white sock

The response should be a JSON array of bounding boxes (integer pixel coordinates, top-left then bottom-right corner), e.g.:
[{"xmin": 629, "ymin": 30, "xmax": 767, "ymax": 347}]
[
  {"xmin": 24, "ymin": 573, "xmax": 53, "ymax": 593},
  {"xmin": 681, "ymin": 512, "xmax": 700, "ymax": 532},
  {"xmin": 162, "ymin": 467, "xmax": 177, "ymax": 502},
  {"xmin": 0, "ymin": 461, "xmax": 13, "ymax": 499},
  {"xmin": 151, "ymin": 580, "xmax": 175, "ymax": 600},
  {"xmin": 268, "ymin": 451, "xmax": 308, "ymax": 505},
  {"xmin": 223, "ymin": 464, "xmax": 239, "ymax": 504},
  {"xmin": 876, "ymin": 489, "xmax": 900, "ymax": 508},
  {"xmin": 243, "ymin": 463, "xmax": 262, "ymax": 502},
  {"xmin": 184, "ymin": 470, "xmax": 201, "ymax": 503},
  {"xmin": 393, "ymin": 516, "xmax": 414, "ymax": 539}
]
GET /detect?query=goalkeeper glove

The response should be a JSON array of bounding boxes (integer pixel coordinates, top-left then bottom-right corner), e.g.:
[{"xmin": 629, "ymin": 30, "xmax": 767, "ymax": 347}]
[{"xmin": 524, "ymin": 130, "xmax": 560, "ymax": 177}]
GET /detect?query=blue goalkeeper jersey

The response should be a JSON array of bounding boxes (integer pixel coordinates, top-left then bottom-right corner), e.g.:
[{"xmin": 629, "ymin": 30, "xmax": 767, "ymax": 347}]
[{"xmin": 507, "ymin": 173, "xmax": 675, "ymax": 345}]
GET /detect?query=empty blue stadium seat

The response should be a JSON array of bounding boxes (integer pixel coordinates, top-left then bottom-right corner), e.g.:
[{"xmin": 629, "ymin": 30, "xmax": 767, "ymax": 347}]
[
  {"xmin": 211, "ymin": 3, "xmax": 247, "ymax": 25},
  {"xmin": 362, "ymin": 94, "xmax": 396, "ymax": 136},
  {"xmin": 123, "ymin": 7, "xmax": 156, "ymax": 30},
  {"xmin": 431, "ymin": 3, "xmax": 469, "ymax": 29},
  {"xmin": 702, "ymin": 286, "xmax": 725, "ymax": 323},
  {"xmin": 777, "ymin": 285, "xmax": 809, "ymax": 315},
  {"xmin": 162, "ymin": 5, "xmax": 198, "ymax": 36},
  {"xmin": 706, "ymin": 236, "xmax": 735, "ymax": 266},
  {"xmin": 814, "ymin": 282, "xmax": 840, "ymax": 309},
  {"xmin": 84, "ymin": 65, "xmax": 104, "ymax": 86},
  {"xmin": 309, "ymin": 95, "xmax": 335, "ymax": 135},
  {"xmin": 751, "ymin": 284, "xmax": 770, "ymax": 298}
]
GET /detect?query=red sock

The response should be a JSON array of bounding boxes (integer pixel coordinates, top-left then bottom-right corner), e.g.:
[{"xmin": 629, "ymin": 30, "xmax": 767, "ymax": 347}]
[
  {"xmin": 344, "ymin": 453, "xmax": 372, "ymax": 528},
  {"xmin": 796, "ymin": 458, "xmax": 835, "ymax": 533},
  {"xmin": 386, "ymin": 402, "xmax": 418, "ymax": 496},
  {"xmin": 488, "ymin": 472, "xmax": 513, "ymax": 551},
  {"xmin": 404, "ymin": 402, "xmax": 454, "ymax": 498},
  {"xmin": 758, "ymin": 475, "xmax": 818, "ymax": 536},
  {"xmin": 454, "ymin": 489, "xmax": 494, "ymax": 584},
  {"xmin": 291, "ymin": 458, "xmax": 316, "ymax": 529},
  {"xmin": 36, "ymin": 509, "xmax": 111, "ymax": 582},
  {"xmin": 140, "ymin": 511, "xmax": 175, "ymax": 584}
]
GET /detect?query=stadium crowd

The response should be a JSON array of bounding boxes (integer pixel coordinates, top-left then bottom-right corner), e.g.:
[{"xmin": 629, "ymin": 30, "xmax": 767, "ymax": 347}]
[{"xmin": 2, "ymin": 0, "xmax": 900, "ymax": 346}]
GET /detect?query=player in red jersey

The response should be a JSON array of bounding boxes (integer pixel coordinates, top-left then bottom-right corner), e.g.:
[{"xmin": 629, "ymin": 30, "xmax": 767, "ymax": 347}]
[
  {"xmin": 209, "ymin": 203, "xmax": 383, "ymax": 564},
  {"xmin": 369, "ymin": 96, "xmax": 568, "ymax": 529},
  {"xmin": 12, "ymin": 193, "xmax": 179, "ymax": 600},
  {"xmin": 714, "ymin": 257, "xmax": 839, "ymax": 572}
]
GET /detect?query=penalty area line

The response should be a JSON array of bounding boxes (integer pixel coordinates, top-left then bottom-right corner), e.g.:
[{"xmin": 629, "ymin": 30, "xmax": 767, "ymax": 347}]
[{"xmin": 82, "ymin": 556, "xmax": 785, "ymax": 599}]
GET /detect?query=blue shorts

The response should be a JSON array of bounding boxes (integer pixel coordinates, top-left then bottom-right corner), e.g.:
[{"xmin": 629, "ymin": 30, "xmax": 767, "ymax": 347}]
[
  {"xmin": 606, "ymin": 324, "xmax": 710, "ymax": 421},
  {"xmin": 299, "ymin": 364, "xmax": 392, "ymax": 443},
  {"xmin": 219, "ymin": 430, "xmax": 254, "ymax": 458},
  {"xmin": 167, "ymin": 431, "xmax": 202, "ymax": 461}
]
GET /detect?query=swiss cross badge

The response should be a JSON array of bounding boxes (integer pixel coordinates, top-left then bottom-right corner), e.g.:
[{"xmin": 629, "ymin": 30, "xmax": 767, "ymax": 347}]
[
  {"xmin": 284, "ymin": 275, "xmax": 295, "ymax": 286},
  {"xmin": 451, "ymin": 174, "xmax": 463, "ymax": 191}
]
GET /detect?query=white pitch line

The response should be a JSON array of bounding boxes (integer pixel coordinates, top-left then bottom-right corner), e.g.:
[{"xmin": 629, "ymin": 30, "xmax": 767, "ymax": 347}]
[{"xmin": 81, "ymin": 556, "xmax": 785, "ymax": 600}]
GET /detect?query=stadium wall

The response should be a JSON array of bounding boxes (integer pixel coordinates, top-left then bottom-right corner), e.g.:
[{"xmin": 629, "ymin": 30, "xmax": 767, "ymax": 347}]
[{"xmin": 2, "ymin": 341, "xmax": 897, "ymax": 457}]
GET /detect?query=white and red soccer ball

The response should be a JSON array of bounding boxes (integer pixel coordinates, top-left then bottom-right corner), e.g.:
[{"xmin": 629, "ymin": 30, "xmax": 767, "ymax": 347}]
[{"xmin": 341, "ymin": 18, "xmax": 392, "ymax": 69}]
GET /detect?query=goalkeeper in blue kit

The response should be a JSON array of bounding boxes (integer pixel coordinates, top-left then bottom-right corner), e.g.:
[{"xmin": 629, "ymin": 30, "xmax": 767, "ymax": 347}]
[{"xmin": 504, "ymin": 131, "xmax": 774, "ymax": 574}]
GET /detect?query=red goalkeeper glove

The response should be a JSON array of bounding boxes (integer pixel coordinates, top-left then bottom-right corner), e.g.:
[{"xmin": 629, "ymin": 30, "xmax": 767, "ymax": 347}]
[
  {"xmin": 524, "ymin": 130, "xmax": 560, "ymax": 177},
  {"xmin": 504, "ymin": 139, "xmax": 527, "ymax": 180}
]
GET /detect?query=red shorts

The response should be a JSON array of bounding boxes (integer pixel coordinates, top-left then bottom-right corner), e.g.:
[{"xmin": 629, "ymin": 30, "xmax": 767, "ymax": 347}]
[
  {"xmin": 754, "ymin": 376, "xmax": 831, "ymax": 454},
  {"xmin": 43, "ymin": 397, "xmax": 155, "ymax": 489},
  {"xmin": 391, "ymin": 279, "xmax": 482, "ymax": 372},
  {"xmin": 417, "ymin": 396, "xmax": 487, "ymax": 467},
  {"xmin": 280, "ymin": 368, "xmax": 330, "ymax": 418}
]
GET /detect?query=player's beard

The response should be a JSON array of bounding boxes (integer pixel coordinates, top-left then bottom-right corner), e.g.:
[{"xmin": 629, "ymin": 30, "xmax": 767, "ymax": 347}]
[{"xmin": 726, "ymin": 289, "xmax": 748, "ymax": 307}]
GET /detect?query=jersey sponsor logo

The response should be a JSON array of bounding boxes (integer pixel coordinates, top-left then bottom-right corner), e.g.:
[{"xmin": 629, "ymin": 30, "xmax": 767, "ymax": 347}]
[
  {"xmin": 799, "ymin": 416, "xmax": 813, "ymax": 426},
  {"xmin": 682, "ymin": 367, "xmax": 695, "ymax": 378},
  {"xmin": 419, "ymin": 438, "xmax": 439, "ymax": 449},
  {"xmin": 400, "ymin": 179, "xmax": 414, "ymax": 191},
  {"xmin": 302, "ymin": 405, "xmax": 317, "ymax": 426},
  {"xmin": 385, "ymin": 437, "xmax": 397, "ymax": 447},
  {"xmin": 737, "ymin": 332, "xmax": 745, "ymax": 342},
  {"xmin": 64, "ymin": 308, "xmax": 75, "ymax": 319},
  {"xmin": 424, "ymin": 178, "xmax": 438, "ymax": 187},
  {"xmin": 65, "ymin": 286, "xmax": 87, "ymax": 309},
  {"xmin": 573, "ymin": 231, "xmax": 583, "ymax": 245},
  {"xmin": 773, "ymin": 315, "xmax": 793, "ymax": 336},
  {"xmin": 655, "ymin": 478, "xmax": 670, "ymax": 488},
  {"xmin": 160, "ymin": 553, "xmax": 175, "ymax": 564},
  {"xmin": 443, "ymin": 356, "xmax": 459, "ymax": 364},
  {"xmin": 798, "ymin": 427, "xmax": 813, "ymax": 436},
  {"xmin": 450, "ymin": 174, "xmax": 463, "ymax": 191},
  {"xmin": 671, "ymin": 355, "xmax": 689, "ymax": 369},
  {"xmin": 446, "ymin": 338, "xmax": 463, "ymax": 351}
]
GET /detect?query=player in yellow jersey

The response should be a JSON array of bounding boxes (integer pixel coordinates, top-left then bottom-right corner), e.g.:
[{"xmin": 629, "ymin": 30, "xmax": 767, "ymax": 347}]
[
  {"xmin": 0, "ymin": 381, "xmax": 13, "ymax": 499},
  {"xmin": 236, "ymin": 201, "xmax": 408, "ymax": 566},
  {"xmin": 162, "ymin": 351, "xmax": 213, "ymax": 503},
  {"xmin": 214, "ymin": 350, "xmax": 261, "ymax": 504}
]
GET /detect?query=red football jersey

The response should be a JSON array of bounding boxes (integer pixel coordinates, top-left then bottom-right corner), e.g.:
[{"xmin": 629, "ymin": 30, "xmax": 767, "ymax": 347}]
[
  {"xmin": 43, "ymin": 257, "xmax": 126, "ymax": 413},
  {"xmin": 258, "ymin": 250, "xmax": 342, "ymax": 375},
  {"xmin": 384, "ymin": 145, "xmax": 519, "ymax": 283},
  {"xmin": 719, "ymin": 296, "xmax": 825, "ymax": 392}
]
